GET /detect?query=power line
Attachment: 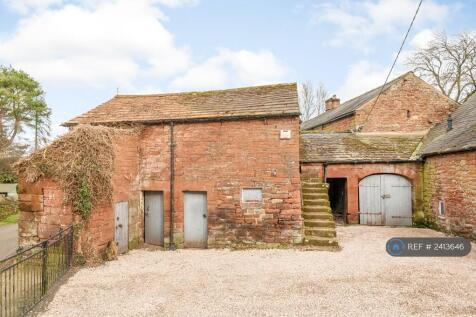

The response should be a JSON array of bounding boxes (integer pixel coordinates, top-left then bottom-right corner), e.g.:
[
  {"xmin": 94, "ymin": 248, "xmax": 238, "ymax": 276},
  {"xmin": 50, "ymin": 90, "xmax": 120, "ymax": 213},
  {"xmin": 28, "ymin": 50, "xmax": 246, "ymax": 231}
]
[{"xmin": 359, "ymin": 0, "xmax": 423, "ymax": 130}]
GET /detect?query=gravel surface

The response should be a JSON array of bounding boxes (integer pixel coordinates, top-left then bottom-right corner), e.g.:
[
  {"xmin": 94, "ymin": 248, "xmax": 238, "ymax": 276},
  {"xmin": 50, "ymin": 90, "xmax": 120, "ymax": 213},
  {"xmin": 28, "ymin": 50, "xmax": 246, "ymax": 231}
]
[{"xmin": 39, "ymin": 226, "xmax": 476, "ymax": 317}]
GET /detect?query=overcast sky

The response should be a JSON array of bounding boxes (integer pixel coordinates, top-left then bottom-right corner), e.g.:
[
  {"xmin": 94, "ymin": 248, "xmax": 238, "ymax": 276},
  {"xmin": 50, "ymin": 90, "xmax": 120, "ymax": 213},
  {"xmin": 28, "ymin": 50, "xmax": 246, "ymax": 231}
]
[{"xmin": 0, "ymin": 0, "xmax": 475, "ymax": 142}]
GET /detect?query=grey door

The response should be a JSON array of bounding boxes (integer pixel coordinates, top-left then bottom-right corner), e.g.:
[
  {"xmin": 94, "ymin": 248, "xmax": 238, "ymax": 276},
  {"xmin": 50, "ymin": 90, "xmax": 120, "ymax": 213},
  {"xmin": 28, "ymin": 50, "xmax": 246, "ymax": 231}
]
[
  {"xmin": 383, "ymin": 175, "xmax": 412, "ymax": 226},
  {"xmin": 144, "ymin": 191, "xmax": 164, "ymax": 246},
  {"xmin": 115, "ymin": 201, "xmax": 129, "ymax": 253},
  {"xmin": 359, "ymin": 174, "xmax": 412, "ymax": 226},
  {"xmin": 184, "ymin": 192, "xmax": 208, "ymax": 248},
  {"xmin": 359, "ymin": 175, "xmax": 383, "ymax": 225}
]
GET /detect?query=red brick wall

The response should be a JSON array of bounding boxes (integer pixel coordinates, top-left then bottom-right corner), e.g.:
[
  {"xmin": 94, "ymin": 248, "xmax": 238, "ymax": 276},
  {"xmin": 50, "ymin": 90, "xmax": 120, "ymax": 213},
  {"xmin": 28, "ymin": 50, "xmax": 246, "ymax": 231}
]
[
  {"xmin": 19, "ymin": 117, "xmax": 301, "ymax": 253},
  {"xmin": 300, "ymin": 162, "xmax": 423, "ymax": 224},
  {"xmin": 18, "ymin": 132, "xmax": 141, "ymax": 256},
  {"xmin": 423, "ymin": 151, "xmax": 476, "ymax": 239},
  {"xmin": 306, "ymin": 73, "xmax": 456, "ymax": 133},
  {"xmin": 18, "ymin": 179, "xmax": 73, "ymax": 245},
  {"xmin": 355, "ymin": 73, "xmax": 456, "ymax": 132},
  {"xmin": 18, "ymin": 178, "xmax": 115, "ymax": 256},
  {"xmin": 139, "ymin": 117, "xmax": 302, "ymax": 247},
  {"xmin": 310, "ymin": 115, "xmax": 355, "ymax": 132}
]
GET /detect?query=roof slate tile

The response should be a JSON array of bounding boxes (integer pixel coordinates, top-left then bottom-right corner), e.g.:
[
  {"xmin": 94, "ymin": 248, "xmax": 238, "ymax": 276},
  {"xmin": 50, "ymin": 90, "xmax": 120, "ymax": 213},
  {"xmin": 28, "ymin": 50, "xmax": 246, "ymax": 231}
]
[
  {"xmin": 64, "ymin": 83, "xmax": 299, "ymax": 126},
  {"xmin": 420, "ymin": 94, "xmax": 476, "ymax": 156},
  {"xmin": 300, "ymin": 133, "xmax": 424, "ymax": 162}
]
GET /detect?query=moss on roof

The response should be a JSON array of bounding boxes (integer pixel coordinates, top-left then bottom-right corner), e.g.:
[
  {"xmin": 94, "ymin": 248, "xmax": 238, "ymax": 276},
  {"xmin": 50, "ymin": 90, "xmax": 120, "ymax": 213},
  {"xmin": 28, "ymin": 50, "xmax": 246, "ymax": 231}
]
[{"xmin": 300, "ymin": 133, "xmax": 424, "ymax": 162}]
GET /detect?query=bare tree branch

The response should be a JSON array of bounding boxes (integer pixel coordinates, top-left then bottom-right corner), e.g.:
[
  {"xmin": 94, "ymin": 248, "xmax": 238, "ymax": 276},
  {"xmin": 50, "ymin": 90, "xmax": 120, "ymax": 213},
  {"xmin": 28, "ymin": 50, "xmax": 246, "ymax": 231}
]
[
  {"xmin": 298, "ymin": 81, "xmax": 328, "ymax": 122},
  {"xmin": 407, "ymin": 32, "xmax": 476, "ymax": 103}
]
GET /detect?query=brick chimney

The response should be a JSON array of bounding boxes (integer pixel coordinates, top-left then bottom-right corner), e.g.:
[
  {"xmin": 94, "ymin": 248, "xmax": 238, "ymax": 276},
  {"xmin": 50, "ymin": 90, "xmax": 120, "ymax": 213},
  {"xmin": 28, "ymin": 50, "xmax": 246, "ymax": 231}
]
[{"xmin": 325, "ymin": 95, "xmax": 340, "ymax": 111}]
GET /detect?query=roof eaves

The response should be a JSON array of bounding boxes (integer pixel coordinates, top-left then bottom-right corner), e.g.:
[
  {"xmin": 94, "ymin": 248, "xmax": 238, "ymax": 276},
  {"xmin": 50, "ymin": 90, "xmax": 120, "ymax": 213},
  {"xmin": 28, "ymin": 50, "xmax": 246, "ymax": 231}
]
[
  {"xmin": 301, "ymin": 112, "xmax": 355, "ymax": 130},
  {"xmin": 420, "ymin": 145, "xmax": 476, "ymax": 158},
  {"xmin": 62, "ymin": 111, "xmax": 301, "ymax": 127},
  {"xmin": 301, "ymin": 72, "xmax": 412, "ymax": 130},
  {"xmin": 299, "ymin": 158, "xmax": 422, "ymax": 164}
]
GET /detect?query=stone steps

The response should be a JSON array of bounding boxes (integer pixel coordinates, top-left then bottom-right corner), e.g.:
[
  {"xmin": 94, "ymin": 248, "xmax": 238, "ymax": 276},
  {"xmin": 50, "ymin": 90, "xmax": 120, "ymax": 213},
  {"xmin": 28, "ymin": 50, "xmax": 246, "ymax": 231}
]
[
  {"xmin": 302, "ymin": 193, "xmax": 328, "ymax": 200},
  {"xmin": 303, "ymin": 205, "xmax": 332, "ymax": 213},
  {"xmin": 302, "ymin": 212, "xmax": 334, "ymax": 220},
  {"xmin": 303, "ymin": 218, "xmax": 336, "ymax": 227},
  {"xmin": 303, "ymin": 236, "xmax": 339, "ymax": 247},
  {"xmin": 304, "ymin": 227, "xmax": 337, "ymax": 238},
  {"xmin": 303, "ymin": 199, "xmax": 330, "ymax": 207},
  {"xmin": 301, "ymin": 187, "xmax": 328, "ymax": 194},
  {"xmin": 301, "ymin": 178, "xmax": 338, "ymax": 247}
]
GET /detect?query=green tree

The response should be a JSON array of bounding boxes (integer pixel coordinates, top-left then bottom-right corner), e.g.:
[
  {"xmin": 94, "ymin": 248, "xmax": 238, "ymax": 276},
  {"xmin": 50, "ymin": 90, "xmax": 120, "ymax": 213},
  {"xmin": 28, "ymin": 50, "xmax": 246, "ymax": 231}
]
[
  {"xmin": 28, "ymin": 101, "xmax": 52, "ymax": 150},
  {"xmin": 0, "ymin": 66, "xmax": 51, "ymax": 151}
]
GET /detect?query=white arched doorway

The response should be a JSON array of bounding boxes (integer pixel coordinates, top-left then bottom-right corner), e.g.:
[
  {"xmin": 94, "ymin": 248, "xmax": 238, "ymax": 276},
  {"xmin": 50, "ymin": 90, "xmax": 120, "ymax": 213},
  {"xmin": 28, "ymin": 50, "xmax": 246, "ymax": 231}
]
[{"xmin": 359, "ymin": 174, "xmax": 412, "ymax": 226}]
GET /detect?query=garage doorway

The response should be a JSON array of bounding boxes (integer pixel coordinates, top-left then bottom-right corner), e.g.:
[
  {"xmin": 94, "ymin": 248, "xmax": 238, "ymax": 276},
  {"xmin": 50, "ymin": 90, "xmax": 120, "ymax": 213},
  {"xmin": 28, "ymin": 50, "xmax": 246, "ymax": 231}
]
[
  {"xmin": 327, "ymin": 178, "xmax": 347, "ymax": 224},
  {"xmin": 359, "ymin": 174, "xmax": 412, "ymax": 226}
]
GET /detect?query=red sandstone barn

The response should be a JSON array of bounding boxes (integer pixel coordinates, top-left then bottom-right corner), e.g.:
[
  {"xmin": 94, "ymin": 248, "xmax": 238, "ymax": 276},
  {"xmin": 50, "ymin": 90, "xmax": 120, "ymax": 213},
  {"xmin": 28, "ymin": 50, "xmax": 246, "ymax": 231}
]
[
  {"xmin": 17, "ymin": 73, "xmax": 475, "ymax": 258},
  {"xmin": 419, "ymin": 94, "xmax": 476, "ymax": 239},
  {"xmin": 18, "ymin": 84, "xmax": 303, "ymax": 254},
  {"xmin": 300, "ymin": 72, "xmax": 460, "ymax": 227}
]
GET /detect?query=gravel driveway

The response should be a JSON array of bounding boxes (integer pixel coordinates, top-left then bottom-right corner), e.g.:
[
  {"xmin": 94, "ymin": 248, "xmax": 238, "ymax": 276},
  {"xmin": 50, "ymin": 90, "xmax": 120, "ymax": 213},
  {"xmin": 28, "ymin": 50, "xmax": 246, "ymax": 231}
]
[{"xmin": 39, "ymin": 226, "xmax": 476, "ymax": 317}]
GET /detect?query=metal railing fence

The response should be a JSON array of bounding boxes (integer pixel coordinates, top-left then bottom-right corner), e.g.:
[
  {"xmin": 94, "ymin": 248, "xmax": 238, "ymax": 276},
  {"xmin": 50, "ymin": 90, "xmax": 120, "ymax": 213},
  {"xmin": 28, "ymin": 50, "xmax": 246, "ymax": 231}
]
[{"xmin": 0, "ymin": 226, "xmax": 73, "ymax": 317}]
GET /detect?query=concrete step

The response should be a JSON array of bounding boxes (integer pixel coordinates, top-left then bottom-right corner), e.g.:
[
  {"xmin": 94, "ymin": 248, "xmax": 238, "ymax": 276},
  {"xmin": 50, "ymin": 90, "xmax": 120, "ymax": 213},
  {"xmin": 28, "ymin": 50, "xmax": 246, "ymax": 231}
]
[
  {"xmin": 303, "ymin": 219, "xmax": 336, "ymax": 228},
  {"xmin": 302, "ymin": 212, "xmax": 334, "ymax": 220},
  {"xmin": 304, "ymin": 236, "xmax": 338, "ymax": 247},
  {"xmin": 304, "ymin": 227, "xmax": 337, "ymax": 238},
  {"xmin": 302, "ymin": 199, "xmax": 330, "ymax": 207},
  {"xmin": 303, "ymin": 205, "xmax": 332, "ymax": 213},
  {"xmin": 302, "ymin": 193, "xmax": 328, "ymax": 200}
]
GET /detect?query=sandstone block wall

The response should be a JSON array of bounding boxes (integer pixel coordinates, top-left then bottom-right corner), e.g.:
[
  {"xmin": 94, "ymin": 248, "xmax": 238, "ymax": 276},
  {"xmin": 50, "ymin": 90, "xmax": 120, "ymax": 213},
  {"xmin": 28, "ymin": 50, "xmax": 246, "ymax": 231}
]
[
  {"xmin": 423, "ymin": 151, "xmax": 476, "ymax": 239},
  {"xmin": 139, "ymin": 117, "xmax": 302, "ymax": 247},
  {"xmin": 18, "ymin": 116, "xmax": 302, "ymax": 254},
  {"xmin": 308, "ymin": 73, "xmax": 457, "ymax": 133},
  {"xmin": 300, "ymin": 162, "xmax": 423, "ymax": 224}
]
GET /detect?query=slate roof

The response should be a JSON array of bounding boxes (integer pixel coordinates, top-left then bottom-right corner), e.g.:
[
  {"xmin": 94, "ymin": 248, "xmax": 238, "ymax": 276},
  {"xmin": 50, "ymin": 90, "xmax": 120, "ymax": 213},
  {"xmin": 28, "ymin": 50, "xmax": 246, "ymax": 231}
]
[
  {"xmin": 64, "ymin": 83, "xmax": 299, "ymax": 126},
  {"xmin": 301, "ymin": 72, "xmax": 412, "ymax": 130},
  {"xmin": 300, "ymin": 133, "xmax": 424, "ymax": 163},
  {"xmin": 420, "ymin": 94, "xmax": 476, "ymax": 156}
]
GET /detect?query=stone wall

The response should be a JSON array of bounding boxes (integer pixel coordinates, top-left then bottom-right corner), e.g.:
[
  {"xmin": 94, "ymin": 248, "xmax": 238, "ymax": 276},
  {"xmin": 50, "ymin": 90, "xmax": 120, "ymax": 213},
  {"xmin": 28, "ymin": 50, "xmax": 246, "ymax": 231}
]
[
  {"xmin": 138, "ymin": 117, "xmax": 302, "ymax": 247},
  {"xmin": 315, "ymin": 115, "xmax": 355, "ymax": 133},
  {"xmin": 18, "ymin": 132, "xmax": 140, "ymax": 257},
  {"xmin": 19, "ymin": 116, "xmax": 302, "ymax": 255},
  {"xmin": 300, "ymin": 162, "xmax": 423, "ymax": 224},
  {"xmin": 307, "ymin": 73, "xmax": 456, "ymax": 133},
  {"xmin": 423, "ymin": 151, "xmax": 476, "ymax": 239}
]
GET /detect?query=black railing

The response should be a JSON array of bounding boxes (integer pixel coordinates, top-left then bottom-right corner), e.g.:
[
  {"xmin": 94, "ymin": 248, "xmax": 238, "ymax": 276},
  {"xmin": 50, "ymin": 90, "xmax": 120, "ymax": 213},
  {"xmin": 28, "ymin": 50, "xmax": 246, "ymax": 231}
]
[{"xmin": 0, "ymin": 226, "xmax": 73, "ymax": 317}]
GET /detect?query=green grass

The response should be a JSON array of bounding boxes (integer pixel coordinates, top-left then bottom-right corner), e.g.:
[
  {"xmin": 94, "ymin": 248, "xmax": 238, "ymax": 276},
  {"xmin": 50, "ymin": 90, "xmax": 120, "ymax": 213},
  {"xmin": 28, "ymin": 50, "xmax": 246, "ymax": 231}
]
[{"xmin": 0, "ymin": 213, "xmax": 18, "ymax": 225}]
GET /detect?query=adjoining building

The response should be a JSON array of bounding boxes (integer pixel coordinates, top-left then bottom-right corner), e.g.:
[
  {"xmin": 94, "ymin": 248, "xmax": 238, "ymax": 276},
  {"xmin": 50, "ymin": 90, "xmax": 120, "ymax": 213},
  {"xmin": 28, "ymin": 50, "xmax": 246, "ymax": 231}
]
[
  {"xmin": 419, "ymin": 94, "xmax": 476, "ymax": 239},
  {"xmin": 16, "ymin": 72, "xmax": 475, "ymax": 259},
  {"xmin": 18, "ymin": 84, "xmax": 303, "ymax": 255},
  {"xmin": 300, "ymin": 72, "xmax": 458, "ymax": 226}
]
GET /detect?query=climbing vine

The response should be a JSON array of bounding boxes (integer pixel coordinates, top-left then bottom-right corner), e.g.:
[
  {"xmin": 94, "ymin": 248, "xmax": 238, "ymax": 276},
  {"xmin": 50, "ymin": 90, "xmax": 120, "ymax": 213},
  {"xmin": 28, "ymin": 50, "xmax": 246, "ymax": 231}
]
[{"xmin": 15, "ymin": 125, "xmax": 133, "ymax": 219}]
